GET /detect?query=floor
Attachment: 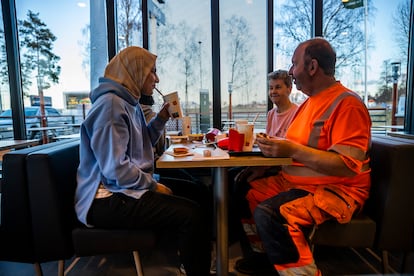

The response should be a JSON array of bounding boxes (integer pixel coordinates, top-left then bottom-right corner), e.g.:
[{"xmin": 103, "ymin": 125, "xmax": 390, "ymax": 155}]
[
  {"xmin": 1, "ymin": 240, "xmax": 412, "ymax": 276},
  {"xmin": 1, "ymin": 171, "xmax": 413, "ymax": 276}
]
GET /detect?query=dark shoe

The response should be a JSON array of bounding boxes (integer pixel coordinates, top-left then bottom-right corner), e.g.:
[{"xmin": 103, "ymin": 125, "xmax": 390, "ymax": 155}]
[{"xmin": 234, "ymin": 253, "xmax": 276, "ymax": 275}]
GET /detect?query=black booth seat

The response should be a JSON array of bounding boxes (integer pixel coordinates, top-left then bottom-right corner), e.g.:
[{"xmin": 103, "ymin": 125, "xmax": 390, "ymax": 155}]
[
  {"xmin": 311, "ymin": 135, "xmax": 414, "ymax": 274},
  {"xmin": 25, "ymin": 140, "xmax": 157, "ymax": 276},
  {"xmin": 0, "ymin": 139, "xmax": 79, "ymax": 264}
]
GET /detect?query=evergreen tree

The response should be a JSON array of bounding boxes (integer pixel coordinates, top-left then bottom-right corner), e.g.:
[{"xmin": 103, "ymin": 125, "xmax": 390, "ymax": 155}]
[
  {"xmin": 19, "ymin": 10, "xmax": 61, "ymax": 95},
  {"xmin": 0, "ymin": 27, "xmax": 8, "ymax": 87},
  {"xmin": 18, "ymin": 10, "xmax": 61, "ymax": 132}
]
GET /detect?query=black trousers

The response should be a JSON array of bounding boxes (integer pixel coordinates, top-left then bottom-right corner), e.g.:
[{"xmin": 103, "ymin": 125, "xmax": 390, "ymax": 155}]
[{"xmin": 87, "ymin": 180, "xmax": 212, "ymax": 276}]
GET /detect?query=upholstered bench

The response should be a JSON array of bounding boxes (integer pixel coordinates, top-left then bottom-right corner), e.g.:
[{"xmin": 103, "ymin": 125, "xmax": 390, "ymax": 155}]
[
  {"xmin": 0, "ymin": 139, "xmax": 78, "ymax": 264},
  {"xmin": 311, "ymin": 135, "xmax": 414, "ymax": 273},
  {"xmin": 25, "ymin": 140, "xmax": 157, "ymax": 276}
]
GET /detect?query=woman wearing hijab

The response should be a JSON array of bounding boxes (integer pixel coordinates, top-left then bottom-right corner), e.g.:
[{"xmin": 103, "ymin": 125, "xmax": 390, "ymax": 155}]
[{"xmin": 75, "ymin": 46, "xmax": 211, "ymax": 276}]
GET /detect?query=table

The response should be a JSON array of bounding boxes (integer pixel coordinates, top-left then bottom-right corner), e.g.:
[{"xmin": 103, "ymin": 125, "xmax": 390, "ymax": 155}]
[
  {"xmin": 387, "ymin": 131, "xmax": 414, "ymax": 140},
  {"xmin": 62, "ymin": 123, "xmax": 81, "ymax": 132},
  {"xmin": 53, "ymin": 133, "xmax": 80, "ymax": 140},
  {"xmin": 0, "ymin": 139, "xmax": 39, "ymax": 151},
  {"xmin": 383, "ymin": 125, "xmax": 404, "ymax": 130},
  {"xmin": 0, "ymin": 139, "xmax": 40, "ymax": 178},
  {"xmin": 27, "ymin": 126, "xmax": 68, "ymax": 141},
  {"xmin": 156, "ymin": 144, "xmax": 292, "ymax": 276}
]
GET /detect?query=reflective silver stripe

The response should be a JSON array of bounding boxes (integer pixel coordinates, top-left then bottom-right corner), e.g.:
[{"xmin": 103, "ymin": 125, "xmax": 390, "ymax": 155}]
[
  {"xmin": 330, "ymin": 144, "xmax": 366, "ymax": 161},
  {"xmin": 308, "ymin": 91, "xmax": 360, "ymax": 148}
]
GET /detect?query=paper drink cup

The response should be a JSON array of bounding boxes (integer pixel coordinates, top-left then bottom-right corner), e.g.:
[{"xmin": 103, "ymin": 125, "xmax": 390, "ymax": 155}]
[
  {"xmin": 235, "ymin": 119, "xmax": 248, "ymax": 130},
  {"xmin": 181, "ymin": 116, "xmax": 191, "ymax": 136},
  {"xmin": 237, "ymin": 123, "xmax": 254, "ymax": 151},
  {"xmin": 163, "ymin": 91, "xmax": 183, "ymax": 119},
  {"xmin": 228, "ymin": 128, "xmax": 244, "ymax": 152}
]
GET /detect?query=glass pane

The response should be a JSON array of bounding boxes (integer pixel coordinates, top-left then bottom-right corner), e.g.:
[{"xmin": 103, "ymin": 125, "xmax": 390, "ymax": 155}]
[
  {"xmin": 15, "ymin": 0, "xmax": 91, "ymax": 125},
  {"xmin": 151, "ymin": 0, "xmax": 212, "ymax": 133},
  {"xmin": 370, "ymin": 0, "xmax": 410, "ymax": 130},
  {"xmin": 0, "ymin": 8, "xmax": 10, "ymax": 113},
  {"xmin": 117, "ymin": 0, "xmax": 143, "ymax": 49},
  {"xmin": 274, "ymin": 0, "xmax": 311, "ymax": 105},
  {"xmin": 322, "ymin": 0, "xmax": 411, "ymax": 133},
  {"xmin": 220, "ymin": 1, "xmax": 267, "ymax": 131}
]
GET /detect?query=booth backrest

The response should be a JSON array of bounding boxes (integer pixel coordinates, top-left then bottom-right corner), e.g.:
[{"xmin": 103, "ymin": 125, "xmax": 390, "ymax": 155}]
[
  {"xmin": 311, "ymin": 135, "xmax": 414, "ymax": 254},
  {"xmin": 366, "ymin": 135, "xmax": 414, "ymax": 251},
  {"xmin": 0, "ymin": 139, "xmax": 79, "ymax": 263},
  {"xmin": 24, "ymin": 139, "xmax": 159, "ymax": 276},
  {"xmin": 25, "ymin": 140, "xmax": 80, "ymax": 262}
]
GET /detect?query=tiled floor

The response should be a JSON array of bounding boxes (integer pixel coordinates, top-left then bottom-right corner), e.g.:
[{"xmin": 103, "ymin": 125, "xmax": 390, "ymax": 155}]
[
  {"xmin": 0, "ymin": 241, "xmax": 405, "ymax": 276},
  {"xmin": 1, "ymin": 182, "xmax": 412, "ymax": 276}
]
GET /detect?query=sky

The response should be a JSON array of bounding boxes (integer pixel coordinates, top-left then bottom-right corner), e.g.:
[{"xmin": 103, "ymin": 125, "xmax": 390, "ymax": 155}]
[
  {"xmin": 15, "ymin": 0, "xmax": 90, "ymax": 109},
  {"xmin": 10, "ymin": 0, "xmax": 410, "ymax": 109}
]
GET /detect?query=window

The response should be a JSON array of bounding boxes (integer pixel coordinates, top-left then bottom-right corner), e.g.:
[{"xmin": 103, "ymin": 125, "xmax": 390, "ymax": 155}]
[
  {"xmin": 220, "ymin": 1, "xmax": 268, "ymax": 130},
  {"xmin": 322, "ymin": 0, "xmax": 411, "ymax": 129},
  {"xmin": 274, "ymin": 0, "xmax": 312, "ymax": 104},
  {"xmin": 2, "ymin": 0, "xmax": 413, "ymax": 140},
  {"xmin": 0, "ymin": 6, "xmax": 10, "ymax": 113},
  {"xmin": 116, "ymin": 0, "xmax": 143, "ymax": 49},
  {"xmin": 15, "ymin": 0, "xmax": 90, "ymax": 116},
  {"xmin": 149, "ymin": 0, "xmax": 212, "ymax": 133}
]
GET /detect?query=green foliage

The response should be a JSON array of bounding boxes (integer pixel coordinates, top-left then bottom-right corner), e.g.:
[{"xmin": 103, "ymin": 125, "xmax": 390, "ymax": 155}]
[{"xmin": 18, "ymin": 10, "xmax": 61, "ymax": 95}]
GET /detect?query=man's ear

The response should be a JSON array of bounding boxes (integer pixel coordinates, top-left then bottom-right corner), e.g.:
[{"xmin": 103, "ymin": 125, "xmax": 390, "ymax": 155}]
[{"xmin": 309, "ymin": 59, "xmax": 318, "ymax": 76}]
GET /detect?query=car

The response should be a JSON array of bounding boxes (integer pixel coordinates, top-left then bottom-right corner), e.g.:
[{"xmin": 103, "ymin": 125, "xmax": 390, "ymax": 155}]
[{"xmin": 0, "ymin": 106, "xmax": 72, "ymax": 139}]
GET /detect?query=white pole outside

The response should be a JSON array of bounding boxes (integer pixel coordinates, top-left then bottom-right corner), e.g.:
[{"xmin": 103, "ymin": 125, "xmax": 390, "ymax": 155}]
[{"xmin": 364, "ymin": 0, "xmax": 368, "ymax": 106}]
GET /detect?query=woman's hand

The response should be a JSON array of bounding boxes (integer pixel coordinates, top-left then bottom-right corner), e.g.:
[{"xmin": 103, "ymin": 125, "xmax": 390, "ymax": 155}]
[
  {"xmin": 157, "ymin": 103, "xmax": 171, "ymax": 121},
  {"xmin": 155, "ymin": 183, "xmax": 173, "ymax": 195}
]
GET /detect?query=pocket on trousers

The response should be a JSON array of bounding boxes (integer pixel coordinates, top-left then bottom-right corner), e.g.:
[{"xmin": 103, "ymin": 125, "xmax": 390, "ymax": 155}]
[
  {"xmin": 279, "ymin": 194, "xmax": 328, "ymax": 227},
  {"xmin": 313, "ymin": 185, "xmax": 358, "ymax": 224}
]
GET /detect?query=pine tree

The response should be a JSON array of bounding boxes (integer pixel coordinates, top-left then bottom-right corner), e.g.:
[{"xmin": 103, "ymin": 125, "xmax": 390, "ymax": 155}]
[{"xmin": 18, "ymin": 10, "xmax": 61, "ymax": 141}]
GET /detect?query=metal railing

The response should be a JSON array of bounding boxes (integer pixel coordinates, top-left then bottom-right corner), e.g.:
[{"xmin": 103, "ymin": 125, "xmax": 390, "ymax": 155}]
[{"xmin": 0, "ymin": 114, "xmax": 82, "ymax": 140}]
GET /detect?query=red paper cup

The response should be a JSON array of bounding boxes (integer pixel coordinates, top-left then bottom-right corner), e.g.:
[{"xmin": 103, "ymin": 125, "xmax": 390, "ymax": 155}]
[{"xmin": 228, "ymin": 128, "xmax": 244, "ymax": 152}]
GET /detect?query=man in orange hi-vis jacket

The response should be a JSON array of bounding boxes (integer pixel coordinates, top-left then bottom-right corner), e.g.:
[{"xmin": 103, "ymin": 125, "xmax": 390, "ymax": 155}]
[{"xmin": 245, "ymin": 37, "xmax": 371, "ymax": 276}]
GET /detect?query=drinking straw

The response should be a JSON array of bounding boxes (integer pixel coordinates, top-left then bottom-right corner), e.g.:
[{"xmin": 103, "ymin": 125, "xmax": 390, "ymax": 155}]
[
  {"xmin": 252, "ymin": 113, "xmax": 260, "ymax": 124},
  {"xmin": 154, "ymin": 87, "xmax": 165, "ymax": 97}
]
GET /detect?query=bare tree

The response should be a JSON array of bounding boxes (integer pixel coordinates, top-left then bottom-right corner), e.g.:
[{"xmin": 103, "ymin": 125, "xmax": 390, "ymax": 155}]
[
  {"xmin": 78, "ymin": 0, "xmax": 141, "ymax": 81},
  {"xmin": 78, "ymin": 24, "xmax": 90, "ymax": 80},
  {"xmin": 157, "ymin": 21, "xmax": 201, "ymax": 114},
  {"xmin": 117, "ymin": 0, "xmax": 141, "ymax": 49},
  {"xmin": 373, "ymin": 1, "xmax": 410, "ymax": 106},
  {"xmin": 276, "ymin": 0, "xmax": 375, "ymax": 72},
  {"xmin": 223, "ymin": 15, "xmax": 256, "ymax": 105},
  {"xmin": 375, "ymin": 60, "xmax": 393, "ymax": 104},
  {"xmin": 392, "ymin": 0, "xmax": 410, "ymax": 62}
]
